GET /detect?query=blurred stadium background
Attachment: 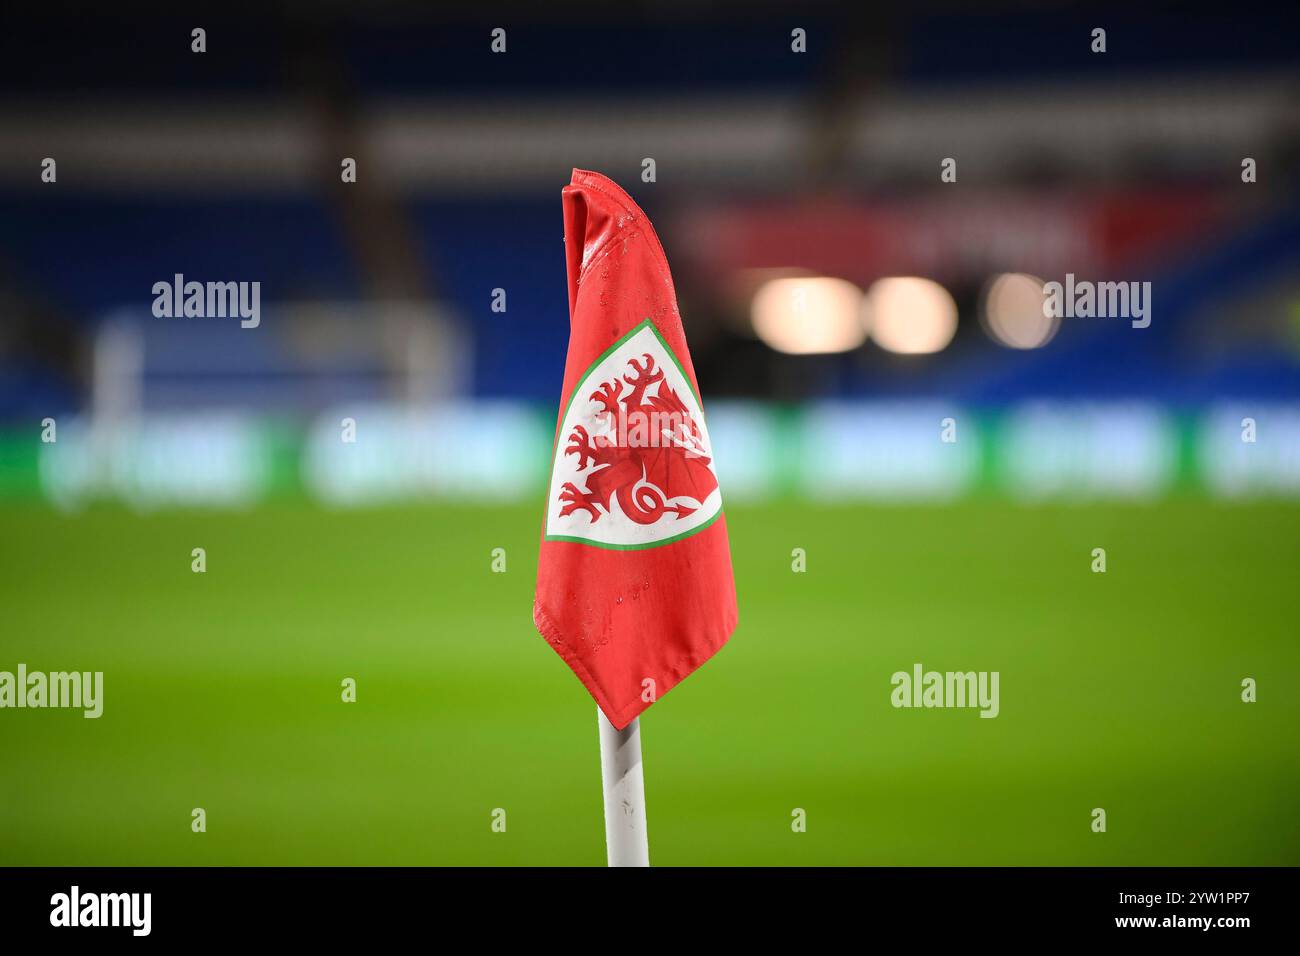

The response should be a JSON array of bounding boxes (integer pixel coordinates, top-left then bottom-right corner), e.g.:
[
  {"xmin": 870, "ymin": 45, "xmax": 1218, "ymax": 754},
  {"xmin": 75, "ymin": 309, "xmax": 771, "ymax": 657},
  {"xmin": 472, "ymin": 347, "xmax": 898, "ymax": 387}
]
[{"xmin": 1, "ymin": 4, "xmax": 1297, "ymax": 865}]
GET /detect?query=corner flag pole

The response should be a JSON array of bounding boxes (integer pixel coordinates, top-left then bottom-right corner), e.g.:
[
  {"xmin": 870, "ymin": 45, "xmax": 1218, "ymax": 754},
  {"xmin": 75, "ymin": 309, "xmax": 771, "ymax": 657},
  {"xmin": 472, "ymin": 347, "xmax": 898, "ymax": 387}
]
[{"xmin": 597, "ymin": 708, "xmax": 650, "ymax": 866}]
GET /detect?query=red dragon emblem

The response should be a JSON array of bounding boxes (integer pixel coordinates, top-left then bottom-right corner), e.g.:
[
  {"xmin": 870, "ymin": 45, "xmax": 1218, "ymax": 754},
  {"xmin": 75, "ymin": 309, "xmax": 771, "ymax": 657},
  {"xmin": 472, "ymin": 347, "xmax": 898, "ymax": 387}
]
[{"xmin": 559, "ymin": 353, "xmax": 718, "ymax": 525}]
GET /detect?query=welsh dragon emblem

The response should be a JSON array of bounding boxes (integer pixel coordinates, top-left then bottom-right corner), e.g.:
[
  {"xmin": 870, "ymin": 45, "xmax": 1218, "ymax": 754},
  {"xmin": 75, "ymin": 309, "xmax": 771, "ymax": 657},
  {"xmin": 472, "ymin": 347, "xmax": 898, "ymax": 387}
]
[{"xmin": 558, "ymin": 351, "xmax": 718, "ymax": 526}]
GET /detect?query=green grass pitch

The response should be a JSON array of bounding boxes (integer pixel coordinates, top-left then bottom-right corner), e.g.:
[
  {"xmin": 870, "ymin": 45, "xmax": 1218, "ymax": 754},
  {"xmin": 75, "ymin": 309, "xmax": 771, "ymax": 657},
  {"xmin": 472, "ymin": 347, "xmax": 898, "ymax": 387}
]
[{"xmin": 1, "ymin": 499, "xmax": 1296, "ymax": 865}]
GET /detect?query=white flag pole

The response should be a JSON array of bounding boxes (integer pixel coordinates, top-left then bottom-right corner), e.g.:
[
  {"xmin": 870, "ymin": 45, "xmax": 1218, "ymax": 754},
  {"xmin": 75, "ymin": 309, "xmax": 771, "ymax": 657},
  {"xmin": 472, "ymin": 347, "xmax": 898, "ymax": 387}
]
[{"xmin": 597, "ymin": 708, "xmax": 650, "ymax": 866}]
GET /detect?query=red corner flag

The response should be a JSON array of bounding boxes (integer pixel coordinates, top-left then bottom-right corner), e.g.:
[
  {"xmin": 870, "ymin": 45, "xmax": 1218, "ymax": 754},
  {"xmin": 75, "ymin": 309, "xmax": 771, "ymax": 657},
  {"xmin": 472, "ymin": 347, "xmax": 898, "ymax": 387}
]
[{"xmin": 533, "ymin": 169, "xmax": 738, "ymax": 730}]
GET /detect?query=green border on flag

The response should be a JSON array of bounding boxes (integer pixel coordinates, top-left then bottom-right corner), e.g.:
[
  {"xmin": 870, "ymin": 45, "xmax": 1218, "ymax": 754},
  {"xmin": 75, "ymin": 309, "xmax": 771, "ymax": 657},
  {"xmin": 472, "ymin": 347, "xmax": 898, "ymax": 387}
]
[{"xmin": 542, "ymin": 318, "xmax": 723, "ymax": 551}]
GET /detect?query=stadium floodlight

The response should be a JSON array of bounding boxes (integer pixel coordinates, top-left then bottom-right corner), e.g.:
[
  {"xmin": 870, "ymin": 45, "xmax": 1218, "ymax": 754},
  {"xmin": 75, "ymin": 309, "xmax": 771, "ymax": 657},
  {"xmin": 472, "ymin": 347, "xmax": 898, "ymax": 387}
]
[
  {"xmin": 981, "ymin": 272, "xmax": 1058, "ymax": 349},
  {"xmin": 866, "ymin": 277, "xmax": 959, "ymax": 355},
  {"xmin": 751, "ymin": 276, "xmax": 867, "ymax": 354}
]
